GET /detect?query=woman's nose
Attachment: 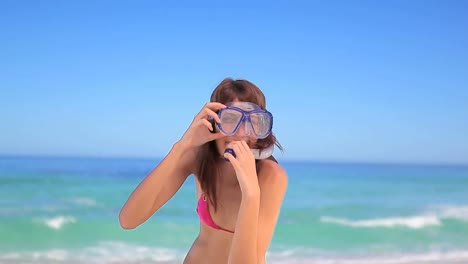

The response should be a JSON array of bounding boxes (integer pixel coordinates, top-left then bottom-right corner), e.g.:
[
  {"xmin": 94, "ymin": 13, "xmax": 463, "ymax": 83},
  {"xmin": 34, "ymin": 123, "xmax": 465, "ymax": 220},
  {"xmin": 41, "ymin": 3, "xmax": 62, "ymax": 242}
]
[{"xmin": 235, "ymin": 121, "xmax": 251, "ymax": 137}]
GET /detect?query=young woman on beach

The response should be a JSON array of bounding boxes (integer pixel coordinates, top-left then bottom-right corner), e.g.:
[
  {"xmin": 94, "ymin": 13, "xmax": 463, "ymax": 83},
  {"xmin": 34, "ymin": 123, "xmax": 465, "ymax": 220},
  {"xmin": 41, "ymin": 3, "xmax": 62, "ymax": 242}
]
[{"xmin": 119, "ymin": 78, "xmax": 288, "ymax": 264}]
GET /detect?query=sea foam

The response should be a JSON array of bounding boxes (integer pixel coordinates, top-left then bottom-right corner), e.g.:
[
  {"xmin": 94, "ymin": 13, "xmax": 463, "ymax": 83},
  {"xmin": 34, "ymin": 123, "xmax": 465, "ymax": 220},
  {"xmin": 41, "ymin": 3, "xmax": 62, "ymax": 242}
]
[
  {"xmin": 35, "ymin": 216, "xmax": 77, "ymax": 230},
  {"xmin": 2, "ymin": 245, "xmax": 468, "ymax": 264},
  {"xmin": 320, "ymin": 215, "xmax": 440, "ymax": 229},
  {"xmin": 320, "ymin": 204, "xmax": 468, "ymax": 229},
  {"xmin": 68, "ymin": 197, "xmax": 97, "ymax": 206}
]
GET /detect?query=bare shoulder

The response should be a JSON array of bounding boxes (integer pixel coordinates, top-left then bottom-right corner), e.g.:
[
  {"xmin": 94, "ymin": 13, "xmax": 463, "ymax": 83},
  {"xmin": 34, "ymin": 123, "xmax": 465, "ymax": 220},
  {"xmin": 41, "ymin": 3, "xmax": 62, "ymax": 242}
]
[{"xmin": 257, "ymin": 159, "xmax": 288, "ymax": 190}]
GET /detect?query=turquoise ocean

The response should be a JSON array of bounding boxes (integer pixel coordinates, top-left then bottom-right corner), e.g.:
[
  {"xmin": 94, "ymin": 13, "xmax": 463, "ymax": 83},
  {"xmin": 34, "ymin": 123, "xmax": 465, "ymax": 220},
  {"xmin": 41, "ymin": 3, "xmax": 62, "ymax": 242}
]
[{"xmin": 1, "ymin": 156, "xmax": 468, "ymax": 264}]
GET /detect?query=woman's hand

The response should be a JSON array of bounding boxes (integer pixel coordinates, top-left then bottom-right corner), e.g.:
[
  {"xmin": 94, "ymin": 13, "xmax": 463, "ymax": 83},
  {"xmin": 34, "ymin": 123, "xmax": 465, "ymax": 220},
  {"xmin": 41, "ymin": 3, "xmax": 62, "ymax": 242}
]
[
  {"xmin": 223, "ymin": 140, "xmax": 260, "ymax": 196},
  {"xmin": 179, "ymin": 102, "xmax": 227, "ymax": 149}
]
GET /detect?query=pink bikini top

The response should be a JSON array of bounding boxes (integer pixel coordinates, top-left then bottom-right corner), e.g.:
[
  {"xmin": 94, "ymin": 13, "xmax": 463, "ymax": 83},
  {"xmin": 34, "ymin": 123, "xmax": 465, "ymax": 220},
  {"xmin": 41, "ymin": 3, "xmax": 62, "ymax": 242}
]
[{"xmin": 196, "ymin": 193, "xmax": 234, "ymax": 233}]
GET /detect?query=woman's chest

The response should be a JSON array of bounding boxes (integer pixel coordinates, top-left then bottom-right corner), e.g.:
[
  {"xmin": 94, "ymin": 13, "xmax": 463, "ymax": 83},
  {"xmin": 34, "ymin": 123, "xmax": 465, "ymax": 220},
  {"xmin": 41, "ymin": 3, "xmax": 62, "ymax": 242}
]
[{"xmin": 210, "ymin": 186, "xmax": 242, "ymax": 230}]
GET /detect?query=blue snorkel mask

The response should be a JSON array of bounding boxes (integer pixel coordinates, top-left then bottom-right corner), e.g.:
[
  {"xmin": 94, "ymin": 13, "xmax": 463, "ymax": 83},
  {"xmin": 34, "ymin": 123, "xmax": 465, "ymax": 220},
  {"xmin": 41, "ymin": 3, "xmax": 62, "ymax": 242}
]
[
  {"xmin": 214, "ymin": 101, "xmax": 273, "ymax": 139},
  {"xmin": 210, "ymin": 101, "xmax": 274, "ymax": 161}
]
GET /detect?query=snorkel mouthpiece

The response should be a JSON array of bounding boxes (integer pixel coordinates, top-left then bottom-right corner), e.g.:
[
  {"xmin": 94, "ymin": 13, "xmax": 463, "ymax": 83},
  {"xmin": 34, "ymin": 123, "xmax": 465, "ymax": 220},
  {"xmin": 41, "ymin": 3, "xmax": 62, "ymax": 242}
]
[
  {"xmin": 224, "ymin": 148, "xmax": 236, "ymax": 162},
  {"xmin": 224, "ymin": 144, "xmax": 274, "ymax": 161}
]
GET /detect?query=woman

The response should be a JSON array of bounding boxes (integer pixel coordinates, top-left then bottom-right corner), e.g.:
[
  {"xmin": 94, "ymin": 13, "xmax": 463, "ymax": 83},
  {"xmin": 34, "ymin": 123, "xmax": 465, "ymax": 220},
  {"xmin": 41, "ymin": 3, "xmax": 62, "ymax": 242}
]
[{"xmin": 119, "ymin": 78, "xmax": 288, "ymax": 264}]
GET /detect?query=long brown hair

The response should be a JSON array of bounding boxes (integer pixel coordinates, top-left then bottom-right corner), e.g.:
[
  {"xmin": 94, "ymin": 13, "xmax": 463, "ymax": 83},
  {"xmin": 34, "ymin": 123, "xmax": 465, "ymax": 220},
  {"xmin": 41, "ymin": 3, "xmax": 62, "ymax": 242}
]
[{"xmin": 196, "ymin": 78, "xmax": 283, "ymax": 210}]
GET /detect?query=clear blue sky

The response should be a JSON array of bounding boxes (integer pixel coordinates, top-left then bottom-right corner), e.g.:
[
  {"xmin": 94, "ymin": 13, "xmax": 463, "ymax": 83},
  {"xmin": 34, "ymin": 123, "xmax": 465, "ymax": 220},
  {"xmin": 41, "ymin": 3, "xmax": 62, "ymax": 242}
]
[{"xmin": 1, "ymin": 1, "xmax": 467, "ymax": 165}]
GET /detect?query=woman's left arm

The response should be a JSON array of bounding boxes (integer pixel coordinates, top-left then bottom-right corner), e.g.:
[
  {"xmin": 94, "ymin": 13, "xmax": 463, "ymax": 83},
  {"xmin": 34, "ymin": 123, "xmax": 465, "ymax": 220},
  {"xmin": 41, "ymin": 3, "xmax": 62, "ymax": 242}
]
[
  {"xmin": 255, "ymin": 160, "xmax": 288, "ymax": 264},
  {"xmin": 224, "ymin": 142, "xmax": 288, "ymax": 264}
]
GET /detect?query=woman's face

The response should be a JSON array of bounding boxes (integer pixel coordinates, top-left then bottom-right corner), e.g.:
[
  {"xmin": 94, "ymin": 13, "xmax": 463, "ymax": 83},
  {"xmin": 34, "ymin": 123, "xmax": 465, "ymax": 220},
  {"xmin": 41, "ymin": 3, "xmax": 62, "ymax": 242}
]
[{"xmin": 214, "ymin": 101, "xmax": 259, "ymax": 157}]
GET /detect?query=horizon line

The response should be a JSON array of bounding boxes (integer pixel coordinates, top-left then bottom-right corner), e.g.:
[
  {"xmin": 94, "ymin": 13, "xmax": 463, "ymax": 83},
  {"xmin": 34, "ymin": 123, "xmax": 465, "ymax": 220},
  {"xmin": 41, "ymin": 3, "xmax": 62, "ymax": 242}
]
[{"xmin": 1, "ymin": 153, "xmax": 467, "ymax": 168}]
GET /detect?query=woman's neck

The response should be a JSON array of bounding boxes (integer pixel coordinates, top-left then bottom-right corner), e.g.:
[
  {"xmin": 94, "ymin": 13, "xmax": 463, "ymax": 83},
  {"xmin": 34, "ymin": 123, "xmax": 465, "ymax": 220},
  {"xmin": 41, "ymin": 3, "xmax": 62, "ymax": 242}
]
[{"xmin": 218, "ymin": 160, "xmax": 240, "ymax": 188}]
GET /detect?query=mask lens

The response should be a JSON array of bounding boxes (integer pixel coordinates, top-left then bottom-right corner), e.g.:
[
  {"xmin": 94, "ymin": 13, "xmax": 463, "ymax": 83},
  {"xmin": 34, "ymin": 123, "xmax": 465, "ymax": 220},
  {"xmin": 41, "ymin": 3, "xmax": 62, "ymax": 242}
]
[
  {"xmin": 219, "ymin": 109, "xmax": 242, "ymax": 134},
  {"xmin": 250, "ymin": 112, "xmax": 272, "ymax": 138}
]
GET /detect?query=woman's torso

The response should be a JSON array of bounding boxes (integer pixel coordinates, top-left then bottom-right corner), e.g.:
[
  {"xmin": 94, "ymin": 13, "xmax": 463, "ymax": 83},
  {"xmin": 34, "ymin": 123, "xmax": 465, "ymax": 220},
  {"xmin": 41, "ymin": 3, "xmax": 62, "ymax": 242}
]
[{"xmin": 183, "ymin": 177, "xmax": 242, "ymax": 264}]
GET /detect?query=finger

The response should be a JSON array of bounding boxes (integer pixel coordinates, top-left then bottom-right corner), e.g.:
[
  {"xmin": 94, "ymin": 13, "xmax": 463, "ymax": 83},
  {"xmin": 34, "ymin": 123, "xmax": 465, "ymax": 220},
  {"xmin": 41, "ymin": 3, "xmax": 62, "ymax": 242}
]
[
  {"xmin": 223, "ymin": 152, "xmax": 240, "ymax": 167},
  {"xmin": 198, "ymin": 102, "xmax": 226, "ymax": 116},
  {"xmin": 203, "ymin": 108, "xmax": 221, "ymax": 123},
  {"xmin": 236, "ymin": 140, "xmax": 250, "ymax": 153},
  {"xmin": 201, "ymin": 119, "xmax": 214, "ymax": 131},
  {"xmin": 241, "ymin": 140, "xmax": 255, "ymax": 158},
  {"xmin": 209, "ymin": 132, "xmax": 226, "ymax": 141},
  {"xmin": 233, "ymin": 140, "xmax": 254, "ymax": 159},
  {"xmin": 231, "ymin": 142, "xmax": 245, "ymax": 156},
  {"xmin": 195, "ymin": 107, "xmax": 221, "ymax": 123},
  {"xmin": 200, "ymin": 119, "xmax": 225, "ymax": 140},
  {"xmin": 239, "ymin": 140, "xmax": 250, "ymax": 152},
  {"xmin": 204, "ymin": 102, "xmax": 226, "ymax": 111}
]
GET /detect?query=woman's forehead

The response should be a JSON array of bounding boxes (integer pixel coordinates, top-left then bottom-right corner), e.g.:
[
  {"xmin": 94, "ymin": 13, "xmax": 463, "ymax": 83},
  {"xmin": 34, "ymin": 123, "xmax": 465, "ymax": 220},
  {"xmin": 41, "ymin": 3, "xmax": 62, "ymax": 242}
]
[{"xmin": 226, "ymin": 101, "xmax": 260, "ymax": 111}]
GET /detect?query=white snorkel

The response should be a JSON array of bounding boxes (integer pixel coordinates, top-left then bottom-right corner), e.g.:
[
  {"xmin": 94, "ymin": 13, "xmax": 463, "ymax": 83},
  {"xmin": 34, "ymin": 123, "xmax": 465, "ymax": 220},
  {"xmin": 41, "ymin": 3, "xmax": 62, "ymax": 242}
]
[{"xmin": 251, "ymin": 144, "xmax": 274, "ymax": 160}]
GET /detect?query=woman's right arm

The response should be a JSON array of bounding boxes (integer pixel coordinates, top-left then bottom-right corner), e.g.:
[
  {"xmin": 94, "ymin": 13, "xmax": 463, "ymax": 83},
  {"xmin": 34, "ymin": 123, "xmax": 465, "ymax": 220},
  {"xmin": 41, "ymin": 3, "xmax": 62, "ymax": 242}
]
[
  {"xmin": 118, "ymin": 102, "xmax": 227, "ymax": 229},
  {"xmin": 119, "ymin": 140, "xmax": 194, "ymax": 229}
]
